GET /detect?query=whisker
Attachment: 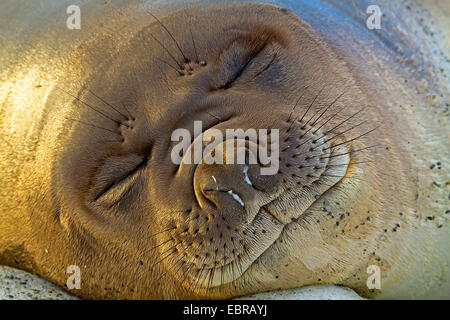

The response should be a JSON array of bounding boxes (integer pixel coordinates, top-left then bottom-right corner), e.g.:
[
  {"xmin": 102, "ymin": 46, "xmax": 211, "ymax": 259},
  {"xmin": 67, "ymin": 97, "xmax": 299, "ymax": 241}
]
[
  {"xmin": 301, "ymin": 85, "xmax": 326, "ymax": 125},
  {"xmin": 58, "ymin": 88, "xmax": 122, "ymax": 125},
  {"xmin": 116, "ymin": 236, "xmax": 174, "ymax": 274},
  {"xmin": 228, "ymin": 244, "xmax": 236, "ymax": 290},
  {"xmin": 149, "ymin": 237, "xmax": 173, "ymax": 252},
  {"xmin": 308, "ymin": 160, "xmax": 374, "ymax": 169},
  {"xmin": 291, "ymin": 124, "xmax": 318, "ymax": 151},
  {"xmin": 115, "ymin": 208, "xmax": 194, "ymax": 276},
  {"xmin": 290, "ymin": 104, "xmax": 341, "ymax": 150},
  {"xmin": 192, "ymin": 254, "xmax": 209, "ymax": 292},
  {"xmin": 287, "ymin": 94, "xmax": 311, "ymax": 132},
  {"xmin": 208, "ymin": 249, "xmax": 219, "ymax": 290},
  {"xmin": 322, "ymin": 126, "xmax": 380, "ymax": 151},
  {"xmin": 331, "ymin": 160, "xmax": 374, "ymax": 166},
  {"xmin": 190, "ymin": 29, "xmax": 200, "ymax": 63},
  {"xmin": 121, "ymin": 103, "xmax": 134, "ymax": 120},
  {"xmin": 318, "ymin": 145, "xmax": 380, "ymax": 160},
  {"xmin": 66, "ymin": 118, "xmax": 121, "ymax": 135},
  {"xmin": 156, "ymin": 57, "xmax": 184, "ymax": 75},
  {"xmin": 149, "ymin": 243, "xmax": 180, "ymax": 268},
  {"xmin": 287, "ymin": 85, "xmax": 310, "ymax": 123},
  {"xmin": 88, "ymin": 89, "xmax": 131, "ymax": 121},
  {"xmin": 312, "ymin": 104, "xmax": 346, "ymax": 135},
  {"xmin": 230, "ymin": 239, "xmax": 244, "ymax": 277},
  {"xmin": 148, "ymin": 11, "xmax": 190, "ymax": 64},
  {"xmin": 152, "ymin": 249, "xmax": 187, "ymax": 286},
  {"xmin": 145, "ymin": 226, "xmax": 177, "ymax": 240},
  {"xmin": 310, "ymin": 89, "xmax": 348, "ymax": 127},
  {"xmin": 143, "ymin": 215, "xmax": 196, "ymax": 242},
  {"xmin": 177, "ymin": 257, "xmax": 197, "ymax": 291},
  {"xmin": 287, "ymin": 84, "xmax": 326, "ymax": 135},
  {"xmin": 312, "ymin": 120, "xmax": 368, "ymax": 151},
  {"xmin": 323, "ymin": 106, "xmax": 368, "ymax": 136},
  {"xmin": 220, "ymin": 244, "xmax": 226, "ymax": 292},
  {"xmin": 180, "ymin": 244, "xmax": 210, "ymax": 292},
  {"xmin": 150, "ymin": 33, "xmax": 184, "ymax": 70}
]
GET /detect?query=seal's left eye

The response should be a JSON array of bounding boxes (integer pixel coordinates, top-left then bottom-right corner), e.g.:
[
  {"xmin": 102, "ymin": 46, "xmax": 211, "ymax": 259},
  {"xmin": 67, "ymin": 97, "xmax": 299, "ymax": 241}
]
[
  {"xmin": 216, "ymin": 41, "xmax": 278, "ymax": 91},
  {"xmin": 91, "ymin": 154, "xmax": 147, "ymax": 207}
]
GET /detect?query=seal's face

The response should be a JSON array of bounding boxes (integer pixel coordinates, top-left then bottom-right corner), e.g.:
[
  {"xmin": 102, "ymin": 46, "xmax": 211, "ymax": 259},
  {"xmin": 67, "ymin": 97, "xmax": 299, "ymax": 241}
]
[{"xmin": 53, "ymin": 3, "xmax": 392, "ymax": 299}]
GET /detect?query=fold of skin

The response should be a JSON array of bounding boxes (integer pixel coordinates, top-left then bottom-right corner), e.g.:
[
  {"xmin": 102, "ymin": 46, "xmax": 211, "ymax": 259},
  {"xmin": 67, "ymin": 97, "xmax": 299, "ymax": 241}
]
[{"xmin": 0, "ymin": 0, "xmax": 448, "ymax": 299}]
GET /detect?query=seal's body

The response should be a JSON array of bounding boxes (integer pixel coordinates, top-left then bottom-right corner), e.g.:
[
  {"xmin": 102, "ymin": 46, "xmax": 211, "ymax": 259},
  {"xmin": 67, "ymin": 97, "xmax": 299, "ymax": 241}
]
[{"xmin": 0, "ymin": 0, "xmax": 448, "ymax": 299}]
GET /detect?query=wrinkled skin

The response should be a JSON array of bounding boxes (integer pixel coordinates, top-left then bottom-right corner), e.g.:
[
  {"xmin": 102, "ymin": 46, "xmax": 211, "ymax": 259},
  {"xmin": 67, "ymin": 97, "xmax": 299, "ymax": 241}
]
[{"xmin": 0, "ymin": 0, "xmax": 448, "ymax": 299}]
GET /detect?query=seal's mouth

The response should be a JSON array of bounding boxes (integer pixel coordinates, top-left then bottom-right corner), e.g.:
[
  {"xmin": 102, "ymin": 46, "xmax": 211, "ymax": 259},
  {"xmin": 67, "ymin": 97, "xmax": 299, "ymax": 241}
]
[{"xmin": 167, "ymin": 121, "xmax": 352, "ymax": 289}]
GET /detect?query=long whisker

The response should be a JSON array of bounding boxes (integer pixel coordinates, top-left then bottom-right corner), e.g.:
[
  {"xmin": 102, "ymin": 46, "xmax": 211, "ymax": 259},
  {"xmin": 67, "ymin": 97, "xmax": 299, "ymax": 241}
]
[
  {"xmin": 142, "ymin": 213, "xmax": 198, "ymax": 242},
  {"xmin": 88, "ymin": 90, "xmax": 131, "ymax": 121},
  {"xmin": 230, "ymin": 239, "xmax": 244, "ymax": 278},
  {"xmin": 121, "ymin": 103, "xmax": 134, "ymax": 120},
  {"xmin": 148, "ymin": 11, "xmax": 189, "ymax": 64},
  {"xmin": 302, "ymin": 160, "xmax": 374, "ymax": 169},
  {"xmin": 192, "ymin": 254, "xmax": 209, "ymax": 292},
  {"xmin": 324, "ymin": 106, "xmax": 368, "ymax": 136},
  {"xmin": 150, "ymin": 34, "xmax": 184, "ymax": 70},
  {"xmin": 156, "ymin": 57, "xmax": 184, "ymax": 76},
  {"xmin": 322, "ymin": 126, "xmax": 380, "ymax": 151},
  {"xmin": 312, "ymin": 104, "xmax": 346, "ymax": 135},
  {"xmin": 287, "ymin": 84, "xmax": 326, "ymax": 135},
  {"xmin": 190, "ymin": 29, "xmax": 200, "ymax": 63},
  {"xmin": 312, "ymin": 120, "xmax": 369, "ymax": 151},
  {"xmin": 147, "ymin": 245, "xmax": 180, "ymax": 273},
  {"xmin": 318, "ymin": 145, "xmax": 380, "ymax": 160},
  {"xmin": 151, "ymin": 249, "xmax": 187, "ymax": 286},
  {"xmin": 310, "ymin": 89, "xmax": 348, "ymax": 127},
  {"xmin": 287, "ymin": 85, "xmax": 310, "ymax": 123},
  {"xmin": 58, "ymin": 88, "xmax": 122, "ymax": 125},
  {"xmin": 66, "ymin": 118, "xmax": 121, "ymax": 135},
  {"xmin": 220, "ymin": 243, "xmax": 227, "ymax": 293},
  {"xmin": 179, "ymin": 243, "xmax": 210, "ymax": 293},
  {"xmin": 301, "ymin": 85, "xmax": 326, "ymax": 125}
]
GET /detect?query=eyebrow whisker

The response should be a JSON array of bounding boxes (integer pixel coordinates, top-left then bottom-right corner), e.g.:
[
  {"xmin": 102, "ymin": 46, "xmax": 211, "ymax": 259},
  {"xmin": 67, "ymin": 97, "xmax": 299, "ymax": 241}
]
[
  {"xmin": 66, "ymin": 118, "xmax": 121, "ymax": 135},
  {"xmin": 88, "ymin": 89, "xmax": 130, "ymax": 120},
  {"xmin": 148, "ymin": 11, "xmax": 189, "ymax": 64},
  {"xmin": 58, "ymin": 88, "xmax": 122, "ymax": 126}
]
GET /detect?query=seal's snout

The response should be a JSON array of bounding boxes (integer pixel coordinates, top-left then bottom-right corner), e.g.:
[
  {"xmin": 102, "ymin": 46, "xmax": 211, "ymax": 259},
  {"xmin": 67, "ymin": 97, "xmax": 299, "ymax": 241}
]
[{"xmin": 193, "ymin": 149, "xmax": 273, "ymax": 227}]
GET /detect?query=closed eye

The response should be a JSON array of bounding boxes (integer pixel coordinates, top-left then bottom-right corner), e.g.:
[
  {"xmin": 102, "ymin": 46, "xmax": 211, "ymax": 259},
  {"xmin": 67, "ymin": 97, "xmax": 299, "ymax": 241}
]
[
  {"xmin": 219, "ymin": 42, "xmax": 268, "ymax": 89},
  {"xmin": 93, "ymin": 154, "xmax": 148, "ymax": 207},
  {"xmin": 252, "ymin": 52, "xmax": 277, "ymax": 80}
]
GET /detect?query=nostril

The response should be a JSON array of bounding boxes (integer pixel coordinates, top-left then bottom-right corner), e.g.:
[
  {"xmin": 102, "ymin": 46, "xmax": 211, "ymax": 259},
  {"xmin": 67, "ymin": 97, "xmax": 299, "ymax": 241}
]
[
  {"xmin": 203, "ymin": 188, "xmax": 245, "ymax": 208},
  {"xmin": 202, "ymin": 189, "xmax": 219, "ymax": 208}
]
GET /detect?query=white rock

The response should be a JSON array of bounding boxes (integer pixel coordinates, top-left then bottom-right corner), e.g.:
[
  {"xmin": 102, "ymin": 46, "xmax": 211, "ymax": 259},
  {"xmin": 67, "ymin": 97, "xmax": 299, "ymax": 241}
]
[
  {"xmin": 235, "ymin": 285, "xmax": 365, "ymax": 300},
  {"xmin": 0, "ymin": 265, "xmax": 77, "ymax": 300}
]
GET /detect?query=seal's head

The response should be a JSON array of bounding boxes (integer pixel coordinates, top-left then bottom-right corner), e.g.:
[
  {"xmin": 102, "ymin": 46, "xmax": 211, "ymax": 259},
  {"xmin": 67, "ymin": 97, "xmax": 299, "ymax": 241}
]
[{"xmin": 8, "ymin": 2, "xmax": 421, "ymax": 299}]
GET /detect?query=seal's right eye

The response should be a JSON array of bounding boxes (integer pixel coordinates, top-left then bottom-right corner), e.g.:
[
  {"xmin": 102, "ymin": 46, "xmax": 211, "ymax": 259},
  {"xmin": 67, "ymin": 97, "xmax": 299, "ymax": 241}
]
[
  {"xmin": 90, "ymin": 154, "xmax": 147, "ymax": 208},
  {"xmin": 215, "ymin": 28, "xmax": 285, "ymax": 90}
]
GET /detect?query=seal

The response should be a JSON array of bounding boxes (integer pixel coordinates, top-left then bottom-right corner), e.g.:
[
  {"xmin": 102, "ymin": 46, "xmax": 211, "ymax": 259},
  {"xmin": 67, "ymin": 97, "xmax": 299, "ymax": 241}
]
[{"xmin": 0, "ymin": 0, "xmax": 448, "ymax": 299}]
